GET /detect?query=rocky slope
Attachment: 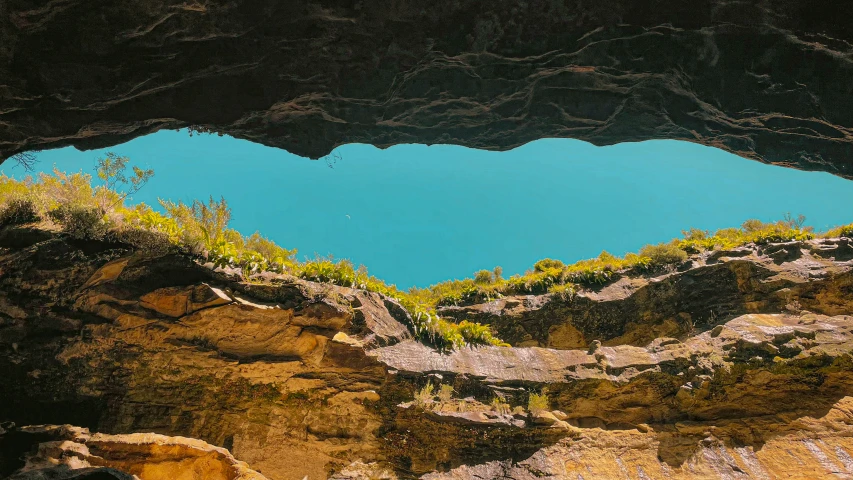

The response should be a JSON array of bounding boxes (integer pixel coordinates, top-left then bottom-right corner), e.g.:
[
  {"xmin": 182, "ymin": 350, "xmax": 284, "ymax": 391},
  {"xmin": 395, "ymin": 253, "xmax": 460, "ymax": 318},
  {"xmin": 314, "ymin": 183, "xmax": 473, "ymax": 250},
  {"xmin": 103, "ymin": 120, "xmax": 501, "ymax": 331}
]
[
  {"xmin": 2, "ymin": 225, "xmax": 853, "ymax": 479},
  {"xmin": 1, "ymin": 1, "xmax": 852, "ymax": 178}
]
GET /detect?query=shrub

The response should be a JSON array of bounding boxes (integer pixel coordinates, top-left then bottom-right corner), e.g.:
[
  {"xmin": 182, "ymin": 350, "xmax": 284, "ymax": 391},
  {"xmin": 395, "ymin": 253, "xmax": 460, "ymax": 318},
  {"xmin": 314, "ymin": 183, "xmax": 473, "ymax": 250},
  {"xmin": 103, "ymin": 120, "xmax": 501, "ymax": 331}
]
[
  {"xmin": 748, "ymin": 223, "xmax": 813, "ymax": 244},
  {"xmin": 682, "ymin": 228, "xmax": 709, "ymax": 241},
  {"xmin": 528, "ymin": 391, "xmax": 549, "ymax": 414},
  {"xmin": 246, "ymin": 232, "xmax": 297, "ymax": 272},
  {"xmin": 208, "ymin": 238, "xmax": 238, "ymax": 269},
  {"xmin": 94, "ymin": 152, "xmax": 153, "ymax": 213},
  {"xmin": 34, "ymin": 169, "xmax": 97, "ymax": 214},
  {"xmin": 474, "ymin": 269, "xmax": 494, "ymax": 284},
  {"xmin": 160, "ymin": 196, "xmax": 231, "ymax": 251},
  {"xmin": 0, "ymin": 174, "xmax": 31, "ymax": 204},
  {"xmin": 565, "ymin": 264, "xmax": 612, "ymax": 284},
  {"xmin": 401, "ymin": 296, "xmax": 506, "ymax": 350},
  {"xmin": 638, "ymin": 242, "xmax": 688, "ymax": 267},
  {"xmin": 48, "ymin": 204, "xmax": 110, "ymax": 240},
  {"xmin": 501, "ymin": 270, "xmax": 560, "ymax": 295},
  {"xmin": 0, "ymin": 198, "xmax": 39, "ymax": 226},
  {"xmin": 825, "ymin": 223, "xmax": 853, "ymax": 239},
  {"xmin": 413, "ymin": 382, "xmax": 435, "ymax": 408},
  {"xmin": 456, "ymin": 320, "xmax": 506, "ymax": 346},
  {"xmin": 741, "ymin": 219, "xmax": 765, "ymax": 233},
  {"xmin": 490, "ymin": 397, "xmax": 510, "ymax": 415},
  {"xmin": 299, "ymin": 257, "xmax": 358, "ymax": 286},
  {"xmin": 738, "ymin": 217, "xmax": 813, "ymax": 245},
  {"xmin": 123, "ymin": 203, "xmax": 180, "ymax": 242},
  {"xmin": 678, "ymin": 228, "xmax": 714, "ymax": 253},
  {"xmin": 534, "ymin": 258, "xmax": 564, "ymax": 272},
  {"xmin": 239, "ymin": 250, "xmax": 269, "ymax": 275},
  {"xmin": 624, "ymin": 252, "xmax": 652, "ymax": 271},
  {"xmin": 435, "ymin": 281, "xmax": 482, "ymax": 306}
]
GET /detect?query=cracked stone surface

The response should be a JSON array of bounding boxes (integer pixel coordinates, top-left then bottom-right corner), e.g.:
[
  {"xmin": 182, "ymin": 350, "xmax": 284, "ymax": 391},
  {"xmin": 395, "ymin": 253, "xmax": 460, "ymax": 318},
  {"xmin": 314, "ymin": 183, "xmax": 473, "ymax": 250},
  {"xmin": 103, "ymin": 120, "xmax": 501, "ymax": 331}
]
[
  {"xmin": 3, "ymin": 226, "xmax": 853, "ymax": 479},
  {"xmin": 1, "ymin": 1, "xmax": 852, "ymax": 177}
]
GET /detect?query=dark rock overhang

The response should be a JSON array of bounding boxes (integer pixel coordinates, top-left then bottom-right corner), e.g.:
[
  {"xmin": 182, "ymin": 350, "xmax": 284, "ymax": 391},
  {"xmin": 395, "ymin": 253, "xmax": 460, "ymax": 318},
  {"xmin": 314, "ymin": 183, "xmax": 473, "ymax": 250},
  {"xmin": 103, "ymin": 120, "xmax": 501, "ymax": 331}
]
[{"xmin": 1, "ymin": 0, "xmax": 851, "ymax": 178}]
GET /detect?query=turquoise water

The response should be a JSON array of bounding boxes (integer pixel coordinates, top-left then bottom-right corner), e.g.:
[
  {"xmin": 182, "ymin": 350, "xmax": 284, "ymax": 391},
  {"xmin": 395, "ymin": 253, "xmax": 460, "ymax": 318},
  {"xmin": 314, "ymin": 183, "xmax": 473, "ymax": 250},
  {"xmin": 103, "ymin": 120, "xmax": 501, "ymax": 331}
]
[{"xmin": 8, "ymin": 130, "xmax": 852, "ymax": 289}]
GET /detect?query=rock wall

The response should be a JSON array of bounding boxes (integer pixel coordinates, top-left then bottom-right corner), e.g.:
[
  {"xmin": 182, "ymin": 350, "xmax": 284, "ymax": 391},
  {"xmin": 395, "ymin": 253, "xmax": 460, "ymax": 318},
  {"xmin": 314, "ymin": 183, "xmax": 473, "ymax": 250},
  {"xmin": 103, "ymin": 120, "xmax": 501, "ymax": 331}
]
[
  {"xmin": 2, "ymin": 226, "xmax": 853, "ymax": 479},
  {"xmin": 439, "ymin": 239, "xmax": 853, "ymax": 348},
  {"xmin": 3, "ymin": 424, "xmax": 268, "ymax": 480},
  {"xmin": 1, "ymin": 1, "xmax": 852, "ymax": 177}
]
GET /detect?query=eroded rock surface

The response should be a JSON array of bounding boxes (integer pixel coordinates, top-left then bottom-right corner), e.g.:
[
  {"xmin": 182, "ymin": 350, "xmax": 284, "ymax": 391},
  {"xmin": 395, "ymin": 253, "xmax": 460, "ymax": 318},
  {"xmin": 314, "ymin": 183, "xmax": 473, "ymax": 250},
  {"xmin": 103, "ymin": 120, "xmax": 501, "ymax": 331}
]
[
  {"xmin": 424, "ymin": 396, "xmax": 853, "ymax": 479},
  {"xmin": 2, "ymin": 424, "xmax": 267, "ymax": 480},
  {"xmin": 439, "ymin": 239, "xmax": 853, "ymax": 349},
  {"xmin": 1, "ymin": 1, "xmax": 852, "ymax": 177},
  {"xmin": 2, "ymin": 226, "xmax": 853, "ymax": 479}
]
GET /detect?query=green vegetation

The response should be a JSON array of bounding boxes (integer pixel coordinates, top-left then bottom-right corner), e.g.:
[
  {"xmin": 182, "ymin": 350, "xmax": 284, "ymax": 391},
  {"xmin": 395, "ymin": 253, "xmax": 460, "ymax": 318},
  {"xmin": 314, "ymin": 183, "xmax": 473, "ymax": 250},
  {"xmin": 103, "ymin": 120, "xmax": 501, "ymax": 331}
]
[
  {"xmin": 490, "ymin": 396, "xmax": 511, "ymax": 415},
  {"xmin": 415, "ymin": 215, "xmax": 818, "ymax": 313},
  {"xmin": 0, "ymin": 198, "xmax": 38, "ymax": 226},
  {"xmin": 437, "ymin": 384, "xmax": 454, "ymax": 404},
  {"xmin": 527, "ymin": 391, "xmax": 549, "ymax": 415},
  {"xmin": 0, "ymin": 158, "xmax": 503, "ymax": 351},
  {"xmin": 0, "ymin": 156, "xmax": 842, "ymax": 353},
  {"xmin": 824, "ymin": 223, "xmax": 853, "ymax": 239},
  {"xmin": 413, "ymin": 382, "xmax": 435, "ymax": 408}
]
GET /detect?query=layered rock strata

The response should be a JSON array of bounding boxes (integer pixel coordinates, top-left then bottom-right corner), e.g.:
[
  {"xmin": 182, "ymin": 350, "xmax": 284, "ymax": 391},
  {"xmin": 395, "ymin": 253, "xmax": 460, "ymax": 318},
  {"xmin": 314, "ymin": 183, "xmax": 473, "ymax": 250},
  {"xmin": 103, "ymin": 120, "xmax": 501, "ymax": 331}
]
[
  {"xmin": 2, "ymin": 226, "xmax": 853, "ymax": 479},
  {"xmin": 1, "ymin": 1, "xmax": 852, "ymax": 177},
  {"xmin": 2, "ymin": 424, "xmax": 267, "ymax": 480},
  {"xmin": 439, "ymin": 239, "xmax": 853, "ymax": 349}
]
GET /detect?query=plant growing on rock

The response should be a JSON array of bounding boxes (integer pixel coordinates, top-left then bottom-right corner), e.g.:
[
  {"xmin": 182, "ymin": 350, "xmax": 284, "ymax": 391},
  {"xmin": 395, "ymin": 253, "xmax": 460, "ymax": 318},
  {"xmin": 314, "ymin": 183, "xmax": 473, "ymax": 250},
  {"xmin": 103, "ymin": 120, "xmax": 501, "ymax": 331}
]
[
  {"xmin": 638, "ymin": 242, "xmax": 688, "ymax": 267},
  {"xmin": 474, "ymin": 269, "xmax": 495, "ymax": 284},
  {"xmin": 490, "ymin": 396, "xmax": 511, "ymax": 415},
  {"xmin": 7, "ymin": 162, "xmax": 848, "ymax": 357},
  {"xmin": 245, "ymin": 232, "xmax": 297, "ymax": 272},
  {"xmin": 123, "ymin": 203, "xmax": 181, "ymax": 242},
  {"xmin": 0, "ymin": 198, "xmax": 39, "ymax": 226},
  {"xmin": 36, "ymin": 169, "xmax": 96, "ymax": 213},
  {"xmin": 94, "ymin": 152, "xmax": 153, "ymax": 214},
  {"xmin": 413, "ymin": 382, "xmax": 435, "ymax": 408},
  {"xmin": 824, "ymin": 223, "xmax": 853, "ymax": 239},
  {"xmin": 745, "ymin": 217, "xmax": 814, "ymax": 244},
  {"xmin": 528, "ymin": 391, "xmax": 549, "ymax": 415},
  {"xmin": 299, "ymin": 256, "xmax": 358, "ymax": 286},
  {"xmin": 208, "ymin": 238, "xmax": 238, "ymax": 269},
  {"xmin": 47, "ymin": 204, "xmax": 111, "ymax": 240},
  {"xmin": 160, "ymin": 195, "xmax": 231, "ymax": 252},
  {"xmin": 437, "ymin": 384, "xmax": 454, "ymax": 404},
  {"xmin": 548, "ymin": 283, "xmax": 576, "ymax": 300}
]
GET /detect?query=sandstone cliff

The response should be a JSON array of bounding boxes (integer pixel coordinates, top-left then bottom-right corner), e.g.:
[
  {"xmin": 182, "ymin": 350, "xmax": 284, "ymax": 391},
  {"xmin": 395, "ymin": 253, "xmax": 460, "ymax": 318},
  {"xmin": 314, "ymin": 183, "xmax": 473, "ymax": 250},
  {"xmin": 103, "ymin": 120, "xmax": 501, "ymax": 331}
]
[{"xmin": 2, "ymin": 226, "xmax": 853, "ymax": 479}]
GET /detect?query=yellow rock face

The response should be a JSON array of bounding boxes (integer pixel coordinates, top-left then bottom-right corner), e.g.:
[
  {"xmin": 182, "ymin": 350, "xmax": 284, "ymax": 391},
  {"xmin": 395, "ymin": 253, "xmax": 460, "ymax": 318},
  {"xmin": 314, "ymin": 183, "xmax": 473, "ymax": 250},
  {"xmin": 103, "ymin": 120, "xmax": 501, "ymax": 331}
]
[
  {"xmin": 9, "ymin": 425, "xmax": 269, "ymax": 480},
  {"xmin": 139, "ymin": 284, "xmax": 232, "ymax": 317},
  {"xmin": 5, "ymin": 232, "xmax": 853, "ymax": 480},
  {"xmin": 427, "ymin": 396, "xmax": 853, "ymax": 479}
]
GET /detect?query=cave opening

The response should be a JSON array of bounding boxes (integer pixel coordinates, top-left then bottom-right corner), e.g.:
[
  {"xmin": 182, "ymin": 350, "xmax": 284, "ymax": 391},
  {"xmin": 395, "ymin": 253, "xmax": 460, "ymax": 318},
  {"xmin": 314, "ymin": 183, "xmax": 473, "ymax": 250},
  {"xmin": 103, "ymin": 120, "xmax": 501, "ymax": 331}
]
[{"xmin": 5, "ymin": 130, "xmax": 852, "ymax": 289}]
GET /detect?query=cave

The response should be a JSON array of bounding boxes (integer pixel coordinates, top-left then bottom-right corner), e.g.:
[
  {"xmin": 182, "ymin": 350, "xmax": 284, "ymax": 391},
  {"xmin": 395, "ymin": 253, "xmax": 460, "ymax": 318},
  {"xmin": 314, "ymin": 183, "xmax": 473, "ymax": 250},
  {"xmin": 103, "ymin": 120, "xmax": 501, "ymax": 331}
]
[
  {"xmin": 1, "ymin": 0, "xmax": 852, "ymax": 177},
  {"xmin": 3, "ymin": 2, "xmax": 853, "ymax": 480}
]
